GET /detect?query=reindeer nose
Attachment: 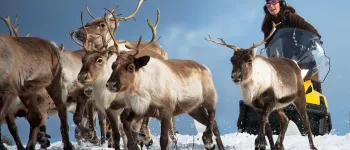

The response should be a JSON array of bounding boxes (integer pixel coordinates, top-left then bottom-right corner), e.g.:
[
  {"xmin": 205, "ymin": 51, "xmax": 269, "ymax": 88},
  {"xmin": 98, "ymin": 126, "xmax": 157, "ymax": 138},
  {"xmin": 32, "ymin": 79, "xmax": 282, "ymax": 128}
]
[
  {"xmin": 231, "ymin": 72, "xmax": 242, "ymax": 83},
  {"xmin": 83, "ymin": 87, "xmax": 93, "ymax": 97},
  {"xmin": 78, "ymin": 73, "xmax": 89, "ymax": 83},
  {"xmin": 75, "ymin": 30, "xmax": 85, "ymax": 41},
  {"xmin": 106, "ymin": 82, "xmax": 118, "ymax": 92}
]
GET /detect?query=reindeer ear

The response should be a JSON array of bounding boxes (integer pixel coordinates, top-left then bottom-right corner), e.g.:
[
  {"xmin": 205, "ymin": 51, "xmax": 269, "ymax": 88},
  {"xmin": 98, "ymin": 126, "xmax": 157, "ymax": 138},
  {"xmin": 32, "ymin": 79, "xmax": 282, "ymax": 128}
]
[
  {"xmin": 251, "ymin": 47, "xmax": 257, "ymax": 57},
  {"xmin": 135, "ymin": 56, "xmax": 150, "ymax": 68},
  {"xmin": 105, "ymin": 46, "xmax": 117, "ymax": 59}
]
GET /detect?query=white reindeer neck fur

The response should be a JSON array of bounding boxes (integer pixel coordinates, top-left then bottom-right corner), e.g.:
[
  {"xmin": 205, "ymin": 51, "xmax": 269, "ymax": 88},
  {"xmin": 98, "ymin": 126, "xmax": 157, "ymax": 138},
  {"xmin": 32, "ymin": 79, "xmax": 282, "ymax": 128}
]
[
  {"xmin": 240, "ymin": 57, "xmax": 297, "ymax": 107},
  {"xmin": 90, "ymin": 53, "xmax": 120, "ymax": 111}
]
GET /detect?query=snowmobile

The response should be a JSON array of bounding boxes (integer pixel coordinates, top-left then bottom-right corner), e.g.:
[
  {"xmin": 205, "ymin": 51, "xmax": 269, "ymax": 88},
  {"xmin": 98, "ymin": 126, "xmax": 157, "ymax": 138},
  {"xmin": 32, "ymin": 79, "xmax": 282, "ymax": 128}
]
[{"xmin": 236, "ymin": 27, "xmax": 332, "ymax": 136}]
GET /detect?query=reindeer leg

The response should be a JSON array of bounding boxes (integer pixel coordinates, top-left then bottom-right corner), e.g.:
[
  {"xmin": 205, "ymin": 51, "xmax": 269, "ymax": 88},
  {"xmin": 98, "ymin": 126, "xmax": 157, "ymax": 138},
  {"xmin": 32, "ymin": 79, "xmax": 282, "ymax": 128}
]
[
  {"xmin": 19, "ymin": 94, "xmax": 42, "ymax": 150},
  {"xmin": 254, "ymin": 108, "xmax": 275, "ymax": 150},
  {"xmin": 255, "ymin": 109, "xmax": 272, "ymax": 150},
  {"xmin": 212, "ymin": 120, "xmax": 224, "ymax": 150},
  {"xmin": 37, "ymin": 112, "xmax": 51, "ymax": 149},
  {"xmin": 47, "ymin": 86, "xmax": 73, "ymax": 150},
  {"xmin": 5, "ymin": 113, "xmax": 24, "ymax": 150},
  {"xmin": 73, "ymin": 88, "xmax": 89, "ymax": 126},
  {"xmin": 0, "ymin": 127, "xmax": 7, "ymax": 150},
  {"xmin": 139, "ymin": 117, "xmax": 153, "ymax": 148},
  {"xmin": 121, "ymin": 109, "xmax": 143, "ymax": 150},
  {"xmin": 118, "ymin": 111, "xmax": 128, "ymax": 150},
  {"xmin": 293, "ymin": 92, "xmax": 317, "ymax": 150},
  {"xmin": 159, "ymin": 115, "xmax": 172, "ymax": 150},
  {"xmin": 46, "ymin": 67, "xmax": 73, "ymax": 150},
  {"xmin": 169, "ymin": 116, "xmax": 178, "ymax": 148},
  {"xmin": 206, "ymin": 106, "xmax": 223, "ymax": 150},
  {"xmin": 36, "ymin": 91, "xmax": 52, "ymax": 149},
  {"xmin": 105, "ymin": 118, "xmax": 114, "ymax": 148},
  {"xmin": 273, "ymin": 109, "xmax": 289, "ymax": 150},
  {"xmin": 97, "ymin": 110, "xmax": 107, "ymax": 145},
  {"xmin": 253, "ymin": 89, "xmax": 276, "ymax": 150},
  {"xmin": 86, "ymin": 102, "xmax": 99, "ymax": 145},
  {"xmin": 106, "ymin": 108, "xmax": 122, "ymax": 150},
  {"xmin": 189, "ymin": 106, "xmax": 223, "ymax": 150},
  {"xmin": 0, "ymin": 86, "xmax": 17, "ymax": 121},
  {"xmin": 265, "ymin": 121, "xmax": 276, "ymax": 150}
]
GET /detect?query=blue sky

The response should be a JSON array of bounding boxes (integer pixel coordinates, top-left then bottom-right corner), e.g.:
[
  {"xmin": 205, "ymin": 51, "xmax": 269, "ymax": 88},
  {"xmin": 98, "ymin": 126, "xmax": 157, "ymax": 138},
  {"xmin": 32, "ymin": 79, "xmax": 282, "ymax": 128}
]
[{"xmin": 1, "ymin": 0, "xmax": 350, "ymax": 144}]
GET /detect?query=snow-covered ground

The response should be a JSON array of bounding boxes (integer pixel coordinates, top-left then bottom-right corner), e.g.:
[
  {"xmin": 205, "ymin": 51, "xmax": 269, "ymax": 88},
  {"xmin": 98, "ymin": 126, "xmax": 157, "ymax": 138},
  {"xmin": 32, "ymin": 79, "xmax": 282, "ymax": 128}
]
[
  {"xmin": 3, "ymin": 121, "xmax": 350, "ymax": 149},
  {"xmin": 3, "ymin": 133, "xmax": 350, "ymax": 150}
]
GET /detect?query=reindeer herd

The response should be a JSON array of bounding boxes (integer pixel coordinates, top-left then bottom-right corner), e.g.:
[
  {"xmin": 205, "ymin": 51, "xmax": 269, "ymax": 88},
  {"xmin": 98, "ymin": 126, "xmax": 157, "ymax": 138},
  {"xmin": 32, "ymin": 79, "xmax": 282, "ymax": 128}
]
[{"xmin": 0, "ymin": 0, "xmax": 318, "ymax": 150}]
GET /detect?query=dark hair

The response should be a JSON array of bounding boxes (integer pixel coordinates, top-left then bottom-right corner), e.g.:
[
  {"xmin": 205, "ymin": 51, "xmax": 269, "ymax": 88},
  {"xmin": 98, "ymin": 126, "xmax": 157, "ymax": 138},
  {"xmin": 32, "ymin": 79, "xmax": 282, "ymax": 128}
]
[
  {"xmin": 261, "ymin": 0, "xmax": 288, "ymax": 35},
  {"xmin": 263, "ymin": 0, "xmax": 287, "ymax": 15}
]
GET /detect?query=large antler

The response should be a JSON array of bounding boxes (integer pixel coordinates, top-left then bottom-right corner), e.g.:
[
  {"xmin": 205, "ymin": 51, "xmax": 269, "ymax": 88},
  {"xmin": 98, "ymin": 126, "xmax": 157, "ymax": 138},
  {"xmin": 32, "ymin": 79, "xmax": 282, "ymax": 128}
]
[
  {"xmin": 117, "ymin": 0, "xmax": 144, "ymax": 21},
  {"xmin": 0, "ymin": 16, "xmax": 15, "ymax": 36},
  {"xmin": 68, "ymin": 12, "xmax": 88, "ymax": 49},
  {"xmin": 105, "ymin": 8, "xmax": 121, "ymax": 53},
  {"xmin": 86, "ymin": 5, "xmax": 95, "ymax": 19},
  {"xmin": 249, "ymin": 21, "xmax": 281, "ymax": 49},
  {"xmin": 134, "ymin": 8, "xmax": 161, "ymax": 55},
  {"xmin": 205, "ymin": 35, "xmax": 240, "ymax": 51},
  {"xmin": 0, "ymin": 14, "xmax": 29, "ymax": 37}
]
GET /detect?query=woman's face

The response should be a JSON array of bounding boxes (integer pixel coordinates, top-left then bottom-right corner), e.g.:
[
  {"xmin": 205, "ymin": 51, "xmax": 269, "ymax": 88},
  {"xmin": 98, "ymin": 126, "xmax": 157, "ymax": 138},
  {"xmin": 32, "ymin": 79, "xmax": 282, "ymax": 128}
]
[{"xmin": 266, "ymin": 0, "xmax": 281, "ymax": 16}]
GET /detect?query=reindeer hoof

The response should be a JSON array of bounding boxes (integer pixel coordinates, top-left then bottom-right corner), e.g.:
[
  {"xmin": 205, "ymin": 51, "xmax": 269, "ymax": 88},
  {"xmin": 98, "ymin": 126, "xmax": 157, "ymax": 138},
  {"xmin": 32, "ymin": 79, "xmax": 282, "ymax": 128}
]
[
  {"xmin": 0, "ymin": 144, "xmax": 7, "ymax": 150},
  {"xmin": 38, "ymin": 132, "xmax": 51, "ymax": 148},
  {"xmin": 255, "ymin": 136, "xmax": 267, "ymax": 150},
  {"xmin": 89, "ymin": 135, "xmax": 100, "ymax": 145},
  {"xmin": 255, "ymin": 147, "xmax": 266, "ymax": 150},
  {"xmin": 205, "ymin": 144, "xmax": 216, "ymax": 150},
  {"xmin": 275, "ymin": 143, "xmax": 284, "ymax": 150},
  {"xmin": 63, "ymin": 142, "xmax": 74, "ymax": 150},
  {"xmin": 107, "ymin": 143, "xmax": 113, "ymax": 148},
  {"xmin": 127, "ymin": 143, "xmax": 141, "ymax": 150}
]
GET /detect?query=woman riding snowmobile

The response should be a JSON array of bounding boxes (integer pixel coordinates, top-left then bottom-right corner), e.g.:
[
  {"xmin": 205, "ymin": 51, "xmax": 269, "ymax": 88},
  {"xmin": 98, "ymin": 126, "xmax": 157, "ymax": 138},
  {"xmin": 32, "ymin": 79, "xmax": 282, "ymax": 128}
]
[{"xmin": 262, "ymin": 0, "xmax": 323, "ymax": 92}]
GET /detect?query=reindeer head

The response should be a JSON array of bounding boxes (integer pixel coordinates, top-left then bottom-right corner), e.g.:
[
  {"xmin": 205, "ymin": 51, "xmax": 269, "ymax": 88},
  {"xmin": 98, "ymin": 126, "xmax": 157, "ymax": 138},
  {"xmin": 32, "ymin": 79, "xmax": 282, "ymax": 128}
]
[
  {"xmin": 70, "ymin": 0, "xmax": 144, "ymax": 51},
  {"xmin": 106, "ymin": 9, "xmax": 160, "ymax": 92},
  {"xmin": 205, "ymin": 21, "xmax": 281, "ymax": 84},
  {"xmin": 76, "ymin": 7, "xmax": 122, "ymax": 85}
]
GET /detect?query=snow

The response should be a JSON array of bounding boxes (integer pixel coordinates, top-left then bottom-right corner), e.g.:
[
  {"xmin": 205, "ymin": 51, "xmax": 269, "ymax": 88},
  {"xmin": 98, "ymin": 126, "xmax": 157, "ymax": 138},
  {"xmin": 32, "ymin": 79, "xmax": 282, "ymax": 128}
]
[
  {"xmin": 3, "ymin": 132, "xmax": 350, "ymax": 150},
  {"xmin": 3, "ymin": 120, "xmax": 347, "ymax": 149}
]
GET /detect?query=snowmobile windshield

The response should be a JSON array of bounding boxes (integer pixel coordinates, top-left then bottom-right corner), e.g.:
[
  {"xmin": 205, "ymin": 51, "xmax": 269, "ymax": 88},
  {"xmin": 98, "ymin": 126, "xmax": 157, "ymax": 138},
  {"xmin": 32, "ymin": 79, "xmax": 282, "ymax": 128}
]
[{"xmin": 260, "ymin": 28, "xmax": 330, "ymax": 83}]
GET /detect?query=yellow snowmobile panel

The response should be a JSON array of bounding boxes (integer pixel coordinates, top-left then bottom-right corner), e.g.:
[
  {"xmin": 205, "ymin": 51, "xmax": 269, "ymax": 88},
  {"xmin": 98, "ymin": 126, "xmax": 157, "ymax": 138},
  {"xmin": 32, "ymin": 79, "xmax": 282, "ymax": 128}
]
[{"xmin": 304, "ymin": 80, "xmax": 328, "ymax": 110}]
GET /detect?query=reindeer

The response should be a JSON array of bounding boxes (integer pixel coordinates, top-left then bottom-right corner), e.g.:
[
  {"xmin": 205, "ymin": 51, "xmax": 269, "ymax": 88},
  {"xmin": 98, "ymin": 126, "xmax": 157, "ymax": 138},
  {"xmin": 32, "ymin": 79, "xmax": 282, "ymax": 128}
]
[
  {"xmin": 70, "ymin": 1, "xmax": 170, "ymax": 149},
  {"xmin": 0, "ymin": 15, "xmax": 107, "ymax": 149},
  {"xmin": 104, "ymin": 9, "xmax": 225, "ymax": 150},
  {"xmin": 0, "ymin": 14, "xmax": 78, "ymax": 149},
  {"xmin": 59, "ymin": 47, "xmax": 113, "ymax": 146},
  {"xmin": 205, "ymin": 21, "xmax": 317, "ymax": 150}
]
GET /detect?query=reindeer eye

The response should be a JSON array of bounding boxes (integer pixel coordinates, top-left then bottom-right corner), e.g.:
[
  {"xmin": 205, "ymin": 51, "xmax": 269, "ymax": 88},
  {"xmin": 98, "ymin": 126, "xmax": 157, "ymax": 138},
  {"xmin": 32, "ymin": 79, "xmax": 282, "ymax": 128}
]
[
  {"xmin": 100, "ymin": 23, "xmax": 106, "ymax": 28},
  {"xmin": 127, "ymin": 65, "xmax": 134, "ymax": 72},
  {"xmin": 247, "ymin": 59, "xmax": 253, "ymax": 64},
  {"xmin": 97, "ymin": 58, "xmax": 103, "ymax": 64}
]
